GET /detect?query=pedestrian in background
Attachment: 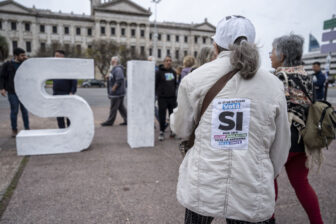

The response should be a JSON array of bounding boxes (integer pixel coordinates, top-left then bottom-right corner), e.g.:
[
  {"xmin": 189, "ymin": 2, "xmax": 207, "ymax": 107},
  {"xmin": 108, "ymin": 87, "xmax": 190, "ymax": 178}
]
[
  {"xmin": 181, "ymin": 56, "xmax": 195, "ymax": 80},
  {"xmin": 312, "ymin": 61, "xmax": 326, "ymax": 100},
  {"xmin": 270, "ymin": 34, "xmax": 323, "ymax": 224},
  {"xmin": 101, "ymin": 56, "xmax": 127, "ymax": 126},
  {"xmin": 0, "ymin": 48, "xmax": 29, "ymax": 137},
  {"xmin": 171, "ymin": 15, "xmax": 290, "ymax": 224},
  {"xmin": 155, "ymin": 55, "xmax": 177, "ymax": 141},
  {"xmin": 52, "ymin": 50, "xmax": 77, "ymax": 129}
]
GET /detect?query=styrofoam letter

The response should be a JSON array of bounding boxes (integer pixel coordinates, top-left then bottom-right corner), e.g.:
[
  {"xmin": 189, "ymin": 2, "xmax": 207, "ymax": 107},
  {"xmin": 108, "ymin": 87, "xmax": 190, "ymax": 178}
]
[
  {"xmin": 127, "ymin": 61, "xmax": 155, "ymax": 148},
  {"xmin": 14, "ymin": 58, "xmax": 95, "ymax": 155}
]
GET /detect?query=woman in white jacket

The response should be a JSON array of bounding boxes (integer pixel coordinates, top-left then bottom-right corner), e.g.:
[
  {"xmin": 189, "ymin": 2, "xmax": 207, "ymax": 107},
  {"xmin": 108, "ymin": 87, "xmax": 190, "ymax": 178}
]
[{"xmin": 170, "ymin": 16, "xmax": 291, "ymax": 224}]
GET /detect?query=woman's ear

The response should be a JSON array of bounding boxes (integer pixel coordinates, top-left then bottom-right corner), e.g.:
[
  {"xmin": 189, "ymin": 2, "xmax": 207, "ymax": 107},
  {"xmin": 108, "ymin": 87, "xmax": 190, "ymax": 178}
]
[{"xmin": 280, "ymin": 53, "xmax": 285, "ymax": 64}]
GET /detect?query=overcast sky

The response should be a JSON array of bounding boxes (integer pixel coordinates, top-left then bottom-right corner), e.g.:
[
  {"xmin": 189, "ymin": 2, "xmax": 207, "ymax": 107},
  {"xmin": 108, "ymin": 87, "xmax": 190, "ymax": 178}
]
[{"xmin": 15, "ymin": 0, "xmax": 336, "ymax": 69}]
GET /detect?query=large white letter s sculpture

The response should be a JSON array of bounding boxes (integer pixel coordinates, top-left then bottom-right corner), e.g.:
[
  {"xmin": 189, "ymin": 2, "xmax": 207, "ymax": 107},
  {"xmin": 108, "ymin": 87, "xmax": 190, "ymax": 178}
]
[{"xmin": 14, "ymin": 58, "xmax": 94, "ymax": 156}]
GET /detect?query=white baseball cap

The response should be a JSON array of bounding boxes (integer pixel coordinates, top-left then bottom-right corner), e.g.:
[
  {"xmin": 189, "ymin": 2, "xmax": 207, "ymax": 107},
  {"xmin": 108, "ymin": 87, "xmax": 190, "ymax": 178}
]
[{"xmin": 212, "ymin": 15, "xmax": 256, "ymax": 49}]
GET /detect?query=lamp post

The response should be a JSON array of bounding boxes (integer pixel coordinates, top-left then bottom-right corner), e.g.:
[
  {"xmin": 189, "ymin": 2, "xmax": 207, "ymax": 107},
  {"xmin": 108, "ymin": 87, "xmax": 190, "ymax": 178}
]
[{"xmin": 152, "ymin": 0, "xmax": 161, "ymax": 61}]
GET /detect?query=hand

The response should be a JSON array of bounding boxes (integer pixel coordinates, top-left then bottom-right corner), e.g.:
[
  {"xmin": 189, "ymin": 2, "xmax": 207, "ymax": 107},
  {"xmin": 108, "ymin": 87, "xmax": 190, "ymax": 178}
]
[{"xmin": 0, "ymin": 89, "xmax": 6, "ymax": 97}]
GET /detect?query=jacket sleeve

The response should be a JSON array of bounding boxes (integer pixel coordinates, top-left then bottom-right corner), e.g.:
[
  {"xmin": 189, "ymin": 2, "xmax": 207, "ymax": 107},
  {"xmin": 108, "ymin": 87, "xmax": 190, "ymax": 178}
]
[
  {"xmin": 114, "ymin": 68, "xmax": 124, "ymax": 87},
  {"xmin": 170, "ymin": 79, "xmax": 195, "ymax": 139},
  {"xmin": 0, "ymin": 62, "xmax": 7, "ymax": 90},
  {"xmin": 71, "ymin": 79, "xmax": 77, "ymax": 94},
  {"xmin": 270, "ymin": 93, "xmax": 291, "ymax": 177},
  {"xmin": 314, "ymin": 73, "xmax": 326, "ymax": 88},
  {"xmin": 155, "ymin": 71, "xmax": 159, "ymax": 95}
]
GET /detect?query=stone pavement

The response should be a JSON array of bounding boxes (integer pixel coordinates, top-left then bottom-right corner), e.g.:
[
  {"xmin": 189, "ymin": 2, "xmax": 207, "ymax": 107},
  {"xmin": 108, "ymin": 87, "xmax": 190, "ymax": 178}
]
[{"xmin": 0, "ymin": 97, "xmax": 336, "ymax": 223}]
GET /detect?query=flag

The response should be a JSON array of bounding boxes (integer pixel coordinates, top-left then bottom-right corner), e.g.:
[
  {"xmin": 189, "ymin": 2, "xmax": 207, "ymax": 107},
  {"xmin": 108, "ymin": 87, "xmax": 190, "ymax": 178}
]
[{"xmin": 308, "ymin": 34, "xmax": 320, "ymax": 52}]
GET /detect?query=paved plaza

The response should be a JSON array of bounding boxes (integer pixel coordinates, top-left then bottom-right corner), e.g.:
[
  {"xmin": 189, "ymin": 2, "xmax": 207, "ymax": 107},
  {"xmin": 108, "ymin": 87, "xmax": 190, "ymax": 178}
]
[{"xmin": 0, "ymin": 88, "xmax": 335, "ymax": 224}]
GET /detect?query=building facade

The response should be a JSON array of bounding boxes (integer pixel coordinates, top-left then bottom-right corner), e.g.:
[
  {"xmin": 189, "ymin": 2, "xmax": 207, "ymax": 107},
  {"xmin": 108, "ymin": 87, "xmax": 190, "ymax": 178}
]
[
  {"xmin": 0, "ymin": 0, "xmax": 215, "ymax": 62},
  {"xmin": 302, "ymin": 52, "xmax": 336, "ymax": 75}
]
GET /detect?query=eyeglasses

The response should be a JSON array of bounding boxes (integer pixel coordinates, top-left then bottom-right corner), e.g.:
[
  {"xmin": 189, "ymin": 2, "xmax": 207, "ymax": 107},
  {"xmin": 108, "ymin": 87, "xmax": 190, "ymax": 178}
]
[{"xmin": 226, "ymin": 15, "xmax": 246, "ymax": 21}]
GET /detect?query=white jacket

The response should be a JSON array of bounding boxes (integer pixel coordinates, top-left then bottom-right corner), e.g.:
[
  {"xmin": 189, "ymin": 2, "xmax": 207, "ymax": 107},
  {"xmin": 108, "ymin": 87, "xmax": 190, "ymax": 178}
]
[{"xmin": 171, "ymin": 51, "xmax": 290, "ymax": 222}]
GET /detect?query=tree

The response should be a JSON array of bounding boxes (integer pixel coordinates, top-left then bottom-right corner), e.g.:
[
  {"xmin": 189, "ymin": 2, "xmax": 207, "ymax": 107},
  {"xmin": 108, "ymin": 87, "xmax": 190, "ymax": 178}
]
[
  {"xmin": 86, "ymin": 40, "xmax": 119, "ymax": 79},
  {"xmin": 0, "ymin": 35, "xmax": 9, "ymax": 62},
  {"xmin": 35, "ymin": 43, "xmax": 85, "ymax": 58},
  {"xmin": 87, "ymin": 40, "xmax": 147, "ymax": 79}
]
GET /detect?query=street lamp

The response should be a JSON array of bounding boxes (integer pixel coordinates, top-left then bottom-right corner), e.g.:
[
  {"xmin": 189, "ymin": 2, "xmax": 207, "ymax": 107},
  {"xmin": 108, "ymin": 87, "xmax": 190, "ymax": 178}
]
[{"xmin": 152, "ymin": 0, "xmax": 161, "ymax": 61}]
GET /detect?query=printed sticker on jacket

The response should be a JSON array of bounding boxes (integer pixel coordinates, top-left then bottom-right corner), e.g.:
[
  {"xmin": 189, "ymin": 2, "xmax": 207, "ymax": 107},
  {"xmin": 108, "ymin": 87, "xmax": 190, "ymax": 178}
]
[
  {"xmin": 165, "ymin": 73, "xmax": 175, "ymax": 81},
  {"xmin": 211, "ymin": 98, "xmax": 250, "ymax": 150}
]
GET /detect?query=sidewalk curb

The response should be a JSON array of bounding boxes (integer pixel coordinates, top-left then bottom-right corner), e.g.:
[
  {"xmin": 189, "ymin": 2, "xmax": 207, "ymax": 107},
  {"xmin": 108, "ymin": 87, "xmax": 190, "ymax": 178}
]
[{"xmin": 0, "ymin": 156, "xmax": 29, "ymax": 219}]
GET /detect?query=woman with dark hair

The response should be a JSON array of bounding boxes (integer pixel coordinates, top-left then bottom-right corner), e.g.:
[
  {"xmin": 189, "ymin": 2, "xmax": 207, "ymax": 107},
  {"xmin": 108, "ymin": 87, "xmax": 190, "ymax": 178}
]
[
  {"xmin": 270, "ymin": 34, "xmax": 323, "ymax": 224},
  {"xmin": 171, "ymin": 16, "xmax": 290, "ymax": 224}
]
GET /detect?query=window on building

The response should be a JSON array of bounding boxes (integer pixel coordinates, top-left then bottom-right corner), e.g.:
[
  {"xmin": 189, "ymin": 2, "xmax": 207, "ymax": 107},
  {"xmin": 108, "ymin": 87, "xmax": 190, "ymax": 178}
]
[
  {"xmin": 101, "ymin": 26, "xmax": 106, "ymax": 35},
  {"xmin": 25, "ymin": 23, "xmax": 30, "ymax": 32},
  {"xmin": 166, "ymin": 49, "xmax": 170, "ymax": 56},
  {"xmin": 40, "ymin": 42, "xmax": 46, "ymax": 51},
  {"xmin": 184, "ymin": 50, "xmax": 188, "ymax": 56},
  {"xmin": 158, "ymin": 33, "xmax": 161, "ymax": 41},
  {"xmin": 0, "ymin": 21, "xmax": 2, "ymax": 30},
  {"xmin": 184, "ymin": 36, "xmax": 188, "ymax": 43},
  {"xmin": 203, "ymin": 37, "xmax": 207, "ymax": 44},
  {"xmin": 64, "ymin": 26, "xmax": 69, "ymax": 35},
  {"xmin": 88, "ymin": 45, "xmax": 92, "ymax": 49},
  {"xmin": 76, "ymin": 27, "xmax": 81, "ymax": 35},
  {"xmin": 121, "ymin": 28, "xmax": 126, "ymax": 36},
  {"xmin": 26, "ymin": 41, "xmax": 31, "ymax": 53},
  {"xmin": 176, "ymin": 35, "xmax": 180, "ymax": 42},
  {"xmin": 111, "ymin": 27, "xmax": 115, "ymax": 36},
  {"xmin": 131, "ymin": 46, "xmax": 136, "ymax": 54},
  {"xmin": 175, "ymin": 50, "xmax": 180, "ymax": 60},
  {"xmin": 194, "ymin": 36, "xmax": 198, "ymax": 43},
  {"xmin": 52, "ymin": 25, "xmax": 57, "ymax": 34},
  {"xmin": 158, "ymin": 49, "xmax": 161, "ymax": 58},
  {"xmin": 149, "ymin": 48, "xmax": 152, "ymax": 56},
  {"xmin": 76, "ymin": 44, "xmax": 81, "ymax": 54},
  {"xmin": 141, "ymin": 46, "xmax": 145, "ymax": 55},
  {"xmin": 88, "ymin": 28, "xmax": 92, "ymax": 36},
  {"xmin": 131, "ymin": 29, "xmax": 136, "ymax": 37},
  {"xmin": 65, "ymin": 44, "xmax": 70, "ymax": 51},
  {"xmin": 40, "ymin": 25, "xmax": 45, "ymax": 33},
  {"xmin": 140, "ymin": 29, "xmax": 145, "ymax": 38},
  {"xmin": 167, "ymin": 34, "xmax": 170, "ymax": 41},
  {"xmin": 11, "ymin": 21, "xmax": 16, "ymax": 31},
  {"xmin": 194, "ymin": 51, "xmax": 198, "ymax": 58},
  {"xmin": 150, "ymin": 33, "xmax": 153, "ymax": 40},
  {"xmin": 12, "ymin": 41, "xmax": 18, "ymax": 49}
]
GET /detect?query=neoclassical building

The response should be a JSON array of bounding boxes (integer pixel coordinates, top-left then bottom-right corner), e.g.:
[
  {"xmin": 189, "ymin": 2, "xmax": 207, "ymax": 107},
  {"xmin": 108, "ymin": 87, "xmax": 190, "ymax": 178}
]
[{"xmin": 0, "ymin": 0, "xmax": 216, "ymax": 61}]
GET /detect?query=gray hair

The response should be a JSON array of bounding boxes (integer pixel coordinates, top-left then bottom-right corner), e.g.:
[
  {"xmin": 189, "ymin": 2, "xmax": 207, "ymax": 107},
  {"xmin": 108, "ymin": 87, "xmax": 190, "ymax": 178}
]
[
  {"xmin": 111, "ymin": 56, "xmax": 120, "ymax": 64},
  {"xmin": 272, "ymin": 34, "xmax": 304, "ymax": 67},
  {"xmin": 228, "ymin": 37, "xmax": 260, "ymax": 79},
  {"xmin": 197, "ymin": 47, "xmax": 215, "ymax": 66}
]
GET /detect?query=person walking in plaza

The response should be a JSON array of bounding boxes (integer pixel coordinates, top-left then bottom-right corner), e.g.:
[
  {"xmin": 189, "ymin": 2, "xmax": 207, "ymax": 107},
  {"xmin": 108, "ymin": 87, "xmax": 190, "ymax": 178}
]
[
  {"xmin": 270, "ymin": 34, "xmax": 324, "ymax": 224},
  {"xmin": 155, "ymin": 55, "xmax": 177, "ymax": 141},
  {"xmin": 101, "ymin": 56, "xmax": 127, "ymax": 126},
  {"xmin": 52, "ymin": 50, "xmax": 78, "ymax": 129},
  {"xmin": 312, "ymin": 61, "xmax": 326, "ymax": 100},
  {"xmin": 0, "ymin": 48, "xmax": 29, "ymax": 137},
  {"xmin": 181, "ymin": 56, "xmax": 195, "ymax": 80},
  {"xmin": 171, "ymin": 15, "xmax": 290, "ymax": 224}
]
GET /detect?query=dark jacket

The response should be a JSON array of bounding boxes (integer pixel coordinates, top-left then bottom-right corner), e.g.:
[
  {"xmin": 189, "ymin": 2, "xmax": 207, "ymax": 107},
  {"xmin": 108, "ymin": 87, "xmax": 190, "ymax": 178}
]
[
  {"xmin": 53, "ymin": 79, "xmax": 77, "ymax": 95},
  {"xmin": 313, "ymin": 71, "xmax": 326, "ymax": 100},
  {"xmin": 155, "ymin": 64, "xmax": 177, "ymax": 98},
  {"xmin": 108, "ymin": 65, "xmax": 126, "ymax": 98},
  {"xmin": 0, "ymin": 60, "xmax": 22, "ymax": 94}
]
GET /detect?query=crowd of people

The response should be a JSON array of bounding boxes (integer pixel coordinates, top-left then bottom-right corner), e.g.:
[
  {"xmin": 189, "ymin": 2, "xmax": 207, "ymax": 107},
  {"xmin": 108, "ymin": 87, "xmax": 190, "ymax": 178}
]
[{"xmin": 0, "ymin": 14, "xmax": 332, "ymax": 224}]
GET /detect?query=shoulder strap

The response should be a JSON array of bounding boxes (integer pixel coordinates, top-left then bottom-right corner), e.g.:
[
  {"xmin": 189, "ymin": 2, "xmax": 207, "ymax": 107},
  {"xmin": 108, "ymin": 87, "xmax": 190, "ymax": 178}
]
[
  {"xmin": 187, "ymin": 69, "xmax": 239, "ymax": 147},
  {"xmin": 198, "ymin": 69, "xmax": 240, "ymax": 120}
]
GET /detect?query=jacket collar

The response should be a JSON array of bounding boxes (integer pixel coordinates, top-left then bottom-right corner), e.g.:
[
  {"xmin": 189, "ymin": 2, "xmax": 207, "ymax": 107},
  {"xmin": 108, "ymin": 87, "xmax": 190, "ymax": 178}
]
[
  {"xmin": 276, "ymin": 65, "xmax": 307, "ymax": 75},
  {"xmin": 217, "ymin": 51, "xmax": 231, "ymax": 59}
]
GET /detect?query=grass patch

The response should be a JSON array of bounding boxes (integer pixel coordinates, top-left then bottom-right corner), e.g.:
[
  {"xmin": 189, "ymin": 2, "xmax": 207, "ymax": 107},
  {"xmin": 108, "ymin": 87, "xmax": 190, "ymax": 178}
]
[{"xmin": 0, "ymin": 156, "xmax": 29, "ymax": 219}]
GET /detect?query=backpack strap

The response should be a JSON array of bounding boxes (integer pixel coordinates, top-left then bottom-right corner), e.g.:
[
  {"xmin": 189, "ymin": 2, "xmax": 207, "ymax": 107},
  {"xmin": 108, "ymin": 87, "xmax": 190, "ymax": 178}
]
[{"xmin": 187, "ymin": 69, "xmax": 240, "ymax": 148}]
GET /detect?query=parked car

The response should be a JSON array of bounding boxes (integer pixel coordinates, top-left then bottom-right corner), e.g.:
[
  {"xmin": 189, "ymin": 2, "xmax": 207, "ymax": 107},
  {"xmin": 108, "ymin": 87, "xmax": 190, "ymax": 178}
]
[{"xmin": 82, "ymin": 79, "xmax": 106, "ymax": 88}]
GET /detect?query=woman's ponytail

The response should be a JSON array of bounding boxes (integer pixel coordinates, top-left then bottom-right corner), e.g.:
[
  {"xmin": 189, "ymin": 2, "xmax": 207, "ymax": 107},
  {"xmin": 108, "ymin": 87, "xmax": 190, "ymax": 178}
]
[{"xmin": 229, "ymin": 40, "xmax": 260, "ymax": 79}]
